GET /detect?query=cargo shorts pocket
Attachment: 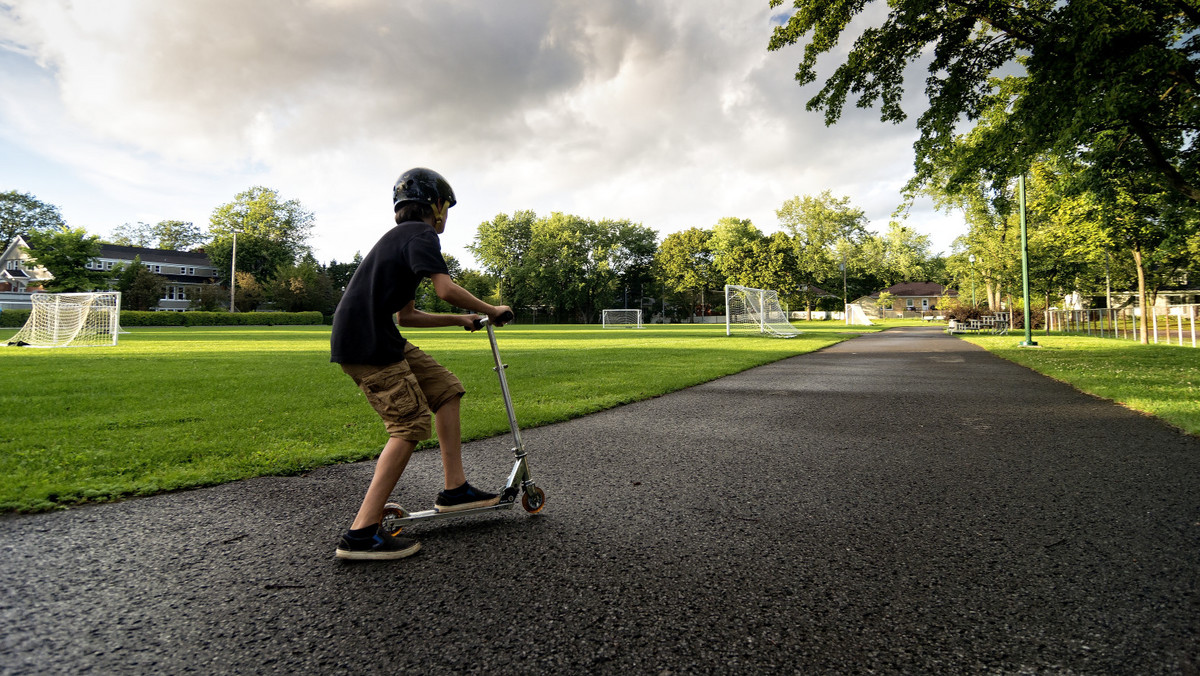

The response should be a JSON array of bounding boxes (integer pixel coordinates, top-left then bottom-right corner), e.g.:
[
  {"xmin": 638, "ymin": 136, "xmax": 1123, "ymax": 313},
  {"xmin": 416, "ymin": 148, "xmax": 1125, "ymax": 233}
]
[{"xmin": 356, "ymin": 363, "xmax": 429, "ymax": 423}]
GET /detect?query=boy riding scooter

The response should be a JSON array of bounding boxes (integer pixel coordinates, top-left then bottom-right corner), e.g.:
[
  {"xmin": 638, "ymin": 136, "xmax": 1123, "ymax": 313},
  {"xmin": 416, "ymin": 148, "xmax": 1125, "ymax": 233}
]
[{"xmin": 330, "ymin": 167, "xmax": 511, "ymax": 561}]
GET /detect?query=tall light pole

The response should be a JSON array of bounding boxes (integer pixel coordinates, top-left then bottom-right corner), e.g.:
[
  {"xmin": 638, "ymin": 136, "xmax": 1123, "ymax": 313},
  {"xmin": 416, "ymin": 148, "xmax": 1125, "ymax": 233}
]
[
  {"xmin": 969, "ymin": 253, "xmax": 976, "ymax": 306},
  {"xmin": 1018, "ymin": 175, "xmax": 1037, "ymax": 347},
  {"xmin": 228, "ymin": 231, "xmax": 239, "ymax": 313}
]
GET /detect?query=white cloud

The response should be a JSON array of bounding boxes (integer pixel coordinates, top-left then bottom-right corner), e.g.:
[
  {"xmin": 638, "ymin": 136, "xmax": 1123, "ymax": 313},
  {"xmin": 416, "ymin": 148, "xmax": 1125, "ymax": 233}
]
[{"xmin": 0, "ymin": 0, "xmax": 966, "ymax": 268}]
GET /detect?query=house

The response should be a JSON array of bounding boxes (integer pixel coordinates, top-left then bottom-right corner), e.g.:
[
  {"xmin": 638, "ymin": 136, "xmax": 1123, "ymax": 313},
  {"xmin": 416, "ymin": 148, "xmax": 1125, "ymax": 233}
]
[
  {"xmin": 0, "ymin": 237, "xmax": 223, "ymax": 311},
  {"xmin": 87, "ymin": 244, "xmax": 223, "ymax": 311},
  {"xmin": 0, "ymin": 235, "xmax": 53, "ymax": 294},
  {"xmin": 861, "ymin": 282, "xmax": 958, "ymax": 317}
]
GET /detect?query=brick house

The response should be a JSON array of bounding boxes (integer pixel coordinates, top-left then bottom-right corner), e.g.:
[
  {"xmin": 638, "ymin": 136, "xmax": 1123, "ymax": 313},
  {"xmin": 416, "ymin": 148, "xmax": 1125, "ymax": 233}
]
[{"xmin": 859, "ymin": 282, "xmax": 958, "ymax": 317}]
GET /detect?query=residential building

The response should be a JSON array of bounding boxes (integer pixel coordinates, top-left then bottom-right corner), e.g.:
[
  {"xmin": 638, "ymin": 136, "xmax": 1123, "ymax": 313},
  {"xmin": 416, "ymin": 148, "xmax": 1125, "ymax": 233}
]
[
  {"xmin": 0, "ymin": 237, "xmax": 223, "ymax": 311},
  {"xmin": 859, "ymin": 282, "xmax": 958, "ymax": 317}
]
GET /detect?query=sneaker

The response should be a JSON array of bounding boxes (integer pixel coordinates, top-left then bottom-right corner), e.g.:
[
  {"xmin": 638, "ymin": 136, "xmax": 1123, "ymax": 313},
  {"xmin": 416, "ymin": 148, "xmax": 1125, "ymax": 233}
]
[
  {"xmin": 434, "ymin": 482, "xmax": 500, "ymax": 513},
  {"xmin": 335, "ymin": 529, "xmax": 421, "ymax": 561}
]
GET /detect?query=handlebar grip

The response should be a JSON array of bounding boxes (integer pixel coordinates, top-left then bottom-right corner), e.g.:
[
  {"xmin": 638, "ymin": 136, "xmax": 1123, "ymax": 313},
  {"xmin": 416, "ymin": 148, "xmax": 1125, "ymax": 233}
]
[{"xmin": 470, "ymin": 310, "xmax": 515, "ymax": 330}]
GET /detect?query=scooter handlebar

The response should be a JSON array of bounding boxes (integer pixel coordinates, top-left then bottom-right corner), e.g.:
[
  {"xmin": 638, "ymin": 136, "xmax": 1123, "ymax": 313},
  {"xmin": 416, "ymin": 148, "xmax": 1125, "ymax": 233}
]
[{"xmin": 471, "ymin": 309, "xmax": 515, "ymax": 330}]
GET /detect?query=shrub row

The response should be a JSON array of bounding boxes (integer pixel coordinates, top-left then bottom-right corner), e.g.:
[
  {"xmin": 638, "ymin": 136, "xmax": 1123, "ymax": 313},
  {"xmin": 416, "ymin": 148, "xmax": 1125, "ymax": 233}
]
[
  {"xmin": 119, "ymin": 311, "xmax": 325, "ymax": 326},
  {"xmin": 0, "ymin": 309, "xmax": 31, "ymax": 328}
]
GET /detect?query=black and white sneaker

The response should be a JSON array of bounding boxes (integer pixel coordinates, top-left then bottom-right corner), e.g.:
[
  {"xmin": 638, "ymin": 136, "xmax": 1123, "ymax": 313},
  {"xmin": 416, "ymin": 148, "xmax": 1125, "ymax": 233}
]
[
  {"xmin": 434, "ymin": 482, "xmax": 500, "ymax": 513},
  {"xmin": 335, "ymin": 528, "xmax": 421, "ymax": 561}
]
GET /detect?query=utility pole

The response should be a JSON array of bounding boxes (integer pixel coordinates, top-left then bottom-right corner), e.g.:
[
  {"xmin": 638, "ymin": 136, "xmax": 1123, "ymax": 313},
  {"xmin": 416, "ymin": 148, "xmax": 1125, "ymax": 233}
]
[{"xmin": 228, "ymin": 231, "xmax": 238, "ymax": 313}]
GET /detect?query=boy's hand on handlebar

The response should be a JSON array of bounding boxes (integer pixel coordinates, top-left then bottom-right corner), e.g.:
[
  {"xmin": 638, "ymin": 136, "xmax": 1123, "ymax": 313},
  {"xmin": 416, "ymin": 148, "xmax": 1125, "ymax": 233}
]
[
  {"xmin": 489, "ymin": 306, "xmax": 513, "ymax": 326},
  {"xmin": 462, "ymin": 314, "xmax": 482, "ymax": 332}
]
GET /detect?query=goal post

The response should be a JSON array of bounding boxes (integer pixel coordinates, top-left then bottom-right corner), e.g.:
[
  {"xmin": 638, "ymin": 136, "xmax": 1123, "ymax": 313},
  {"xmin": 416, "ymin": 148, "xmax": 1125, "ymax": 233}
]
[
  {"xmin": 845, "ymin": 303, "xmax": 874, "ymax": 326},
  {"xmin": 602, "ymin": 308, "xmax": 643, "ymax": 328},
  {"xmin": 725, "ymin": 285, "xmax": 799, "ymax": 337},
  {"xmin": 6, "ymin": 292, "xmax": 123, "ymax": 348}
]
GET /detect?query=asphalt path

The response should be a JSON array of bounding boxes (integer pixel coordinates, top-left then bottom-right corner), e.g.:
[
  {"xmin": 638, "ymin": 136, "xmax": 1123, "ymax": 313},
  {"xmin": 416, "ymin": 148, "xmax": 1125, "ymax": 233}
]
[{"xmin": 2, "ymin": 326, "xmax": 1198, "ymax": 674}]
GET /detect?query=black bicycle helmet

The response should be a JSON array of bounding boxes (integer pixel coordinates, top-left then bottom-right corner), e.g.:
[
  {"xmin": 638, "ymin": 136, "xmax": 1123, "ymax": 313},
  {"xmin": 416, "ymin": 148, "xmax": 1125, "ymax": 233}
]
[{"xmin": 392, "ymin": 168, "xmax": 456, "ymax": 210}]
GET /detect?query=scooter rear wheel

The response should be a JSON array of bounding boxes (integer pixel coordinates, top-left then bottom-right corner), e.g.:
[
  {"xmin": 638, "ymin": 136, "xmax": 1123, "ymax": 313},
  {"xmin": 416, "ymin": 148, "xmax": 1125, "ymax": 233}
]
[{"xmin": 521, "ymin": 487, "xmax": 546, "ymax": 514}]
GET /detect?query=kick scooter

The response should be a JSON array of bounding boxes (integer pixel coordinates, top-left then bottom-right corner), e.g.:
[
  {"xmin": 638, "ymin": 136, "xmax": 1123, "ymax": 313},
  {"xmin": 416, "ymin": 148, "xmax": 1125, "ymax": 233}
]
[{"xmin": 380, "ymin": 310, "xmax": 545, "ymax": 535}]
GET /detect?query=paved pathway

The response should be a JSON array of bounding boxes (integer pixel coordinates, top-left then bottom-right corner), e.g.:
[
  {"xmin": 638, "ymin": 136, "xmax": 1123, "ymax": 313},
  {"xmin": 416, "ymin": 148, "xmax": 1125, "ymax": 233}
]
[{"xmin": 2, "ymin": 327, "xmax": 1198, "ymax": 674}]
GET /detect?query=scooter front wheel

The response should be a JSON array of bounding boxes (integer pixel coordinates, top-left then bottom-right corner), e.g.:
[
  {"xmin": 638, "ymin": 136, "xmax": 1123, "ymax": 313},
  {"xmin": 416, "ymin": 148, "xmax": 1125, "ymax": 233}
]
[{"xmin": 521, "ymin": 486, "xmax": 546, "ymax": 514}]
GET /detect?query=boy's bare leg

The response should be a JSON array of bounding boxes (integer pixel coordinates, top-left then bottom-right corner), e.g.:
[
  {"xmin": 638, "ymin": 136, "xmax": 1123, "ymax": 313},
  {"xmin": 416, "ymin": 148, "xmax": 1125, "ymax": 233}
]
[
  {"xmin": 434, "ymin": 397, "xmax": 467, "ymax": 490},
  {"xmin": 350, "ymin": 437, "xmax": 416, "ymax": 529}
]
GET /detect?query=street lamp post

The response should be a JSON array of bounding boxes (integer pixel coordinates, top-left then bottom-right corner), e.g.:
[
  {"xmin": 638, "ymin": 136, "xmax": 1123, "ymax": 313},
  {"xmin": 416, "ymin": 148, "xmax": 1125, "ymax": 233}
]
[
  {"xmin": 1018, "ymin": 175, "xmax": 1037, "ymax": 347},
  {"xmin": 228, "ymin": 231, "xmax": 238, "ymax": 313},
  {"xmin": 969, "ymin": 254, "xmax": 976, "ymax": 306}
]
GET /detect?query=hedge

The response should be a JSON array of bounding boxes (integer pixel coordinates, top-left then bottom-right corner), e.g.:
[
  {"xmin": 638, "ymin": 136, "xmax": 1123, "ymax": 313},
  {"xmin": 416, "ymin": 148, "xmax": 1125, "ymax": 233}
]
[
  {"xmin": 0, "ymin": 309, "xmax": 31, "ymax": 328},
  {"xmin": 119, "ymin": 311, "xmax": 324, "ymax": 326},
  {"xmin": 0, "ymin": 309, "xmax": 323, "ymax": 328}
]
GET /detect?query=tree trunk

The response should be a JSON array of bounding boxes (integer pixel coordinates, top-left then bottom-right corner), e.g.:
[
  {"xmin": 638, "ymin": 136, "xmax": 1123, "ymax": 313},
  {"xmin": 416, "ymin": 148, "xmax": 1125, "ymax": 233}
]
[{"xmin": 1132, "ymin": 244, "xmax": 1150, "ymax": 344}]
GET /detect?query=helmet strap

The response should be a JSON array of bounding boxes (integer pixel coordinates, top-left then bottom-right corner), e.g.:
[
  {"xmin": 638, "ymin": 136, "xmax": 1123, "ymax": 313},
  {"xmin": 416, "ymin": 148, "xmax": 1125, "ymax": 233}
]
[{"xmin": 432, "ymin": 200, "xmax": 450, "ymax": 225}]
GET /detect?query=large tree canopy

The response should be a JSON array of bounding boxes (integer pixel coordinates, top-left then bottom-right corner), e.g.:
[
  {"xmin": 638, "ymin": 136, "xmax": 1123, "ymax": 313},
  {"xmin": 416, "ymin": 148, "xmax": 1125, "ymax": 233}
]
[
  {"xmin": 767, "ymin": 0, "xmax": 1200, "ymax": 201},
  {"xmin": 1, "ymin": 190, "xmax": 66, "ymax": 248},
  {"xmin": 207, "ymin": 187, "xmax": 314, "ymax": 283}
]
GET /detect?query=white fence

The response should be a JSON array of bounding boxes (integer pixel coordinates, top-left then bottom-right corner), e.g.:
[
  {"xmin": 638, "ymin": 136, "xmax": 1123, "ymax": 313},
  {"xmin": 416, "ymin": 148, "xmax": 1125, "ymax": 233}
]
[{"xmin": 1046, "ymin": 305, "xmax": 1197, "ymax": 348}]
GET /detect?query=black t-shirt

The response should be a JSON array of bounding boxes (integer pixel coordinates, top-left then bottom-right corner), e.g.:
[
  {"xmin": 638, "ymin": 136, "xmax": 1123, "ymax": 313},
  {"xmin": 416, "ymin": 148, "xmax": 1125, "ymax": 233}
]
[{"xmin": 330, "ymin": 221, "xmax": 450, "ymax": 365}]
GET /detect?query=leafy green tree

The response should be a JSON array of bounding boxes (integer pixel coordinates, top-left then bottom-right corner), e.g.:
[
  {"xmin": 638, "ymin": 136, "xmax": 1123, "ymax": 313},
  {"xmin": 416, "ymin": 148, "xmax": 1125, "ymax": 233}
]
[
  {"xmin": 469, "ymin": 210, "xmax": 536, "ymax": 309},
  {"xmin": 654, "ymin": 227, "xmax": 718, "ymax": 320},
  {"xmin": 776, "ymin": 191, "xmax": 870, "ymax": 304},
  {"xmin": 269, "ymin": 254, "xmax": 336, "ymax": 314},
  {"xmin": 114, "ymin": 258, "xmax": 167, "ymax": 311},
  {"xmin": 20, "ymin": 228, "xmax": 108, "ymax": 292},
  {"xmin": 207, "ymin": 187, "xmax": 314, "ymax": 284},
  {"xmin": 108, "ymin": 222, "xmax": 155, "ymax": 247},
  {"xmin": 154, "ymin": 220, "xmax": 207, "ymax": 251},
  {"xmin": 326, "ymin": 252, "xmax": 362, "ymax": 292},
  {"xmin": 1, "ymin": 191, "xmax": 66, "ymax": 248},
  {"xmin": 767, "ymin": 0, "xmax": 1200, "ymax": 203},
  {"xmin": 110, "ymin": 220, "xmax": 208, "ymax": 251}
]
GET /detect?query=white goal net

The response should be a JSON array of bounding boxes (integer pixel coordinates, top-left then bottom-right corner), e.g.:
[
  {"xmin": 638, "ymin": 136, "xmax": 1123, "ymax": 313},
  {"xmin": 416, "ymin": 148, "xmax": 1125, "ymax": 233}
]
[
  {"xmin": 845, "ymin": 303, "xmax": 874, "ymax": 326},
  {"xmin": 725, "ymin": 285, "xmax": 798, "ymax": 337},
  {"xmin": 602, "ymin": 308, "xmax": 643, "ymax": 328},
  {"xmin": 6, "ymin": 292, "xmax": 122, "ymax": 348}
]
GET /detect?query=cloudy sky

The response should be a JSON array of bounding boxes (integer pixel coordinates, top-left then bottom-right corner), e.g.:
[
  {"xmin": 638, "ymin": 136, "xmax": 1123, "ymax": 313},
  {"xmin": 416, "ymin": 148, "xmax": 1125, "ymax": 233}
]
[{"xmin": 0, "ymin": 0, "xmax": 964, "ymax": 269}]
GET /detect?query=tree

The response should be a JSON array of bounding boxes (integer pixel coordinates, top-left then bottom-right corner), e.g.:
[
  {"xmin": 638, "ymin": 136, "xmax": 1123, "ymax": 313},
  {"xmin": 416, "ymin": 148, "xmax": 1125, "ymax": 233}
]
[
  {"xmin": 776, "ymin": 191, "xmax": 870, "ymax": 306},
  {"xmin": 108, "ymin": 222, "xmax": 156, "ymax": 247},
  {"xmin": 110, "ymin": 220, "xmax": 208, "ymax": 250},
  {"xmin": 1, "ymin": 191, "xmax": 66, "ymax": 248},
  {"xmin": 469, "ymin": 210, "xmax": 536, "ymax": 309},
  {"xmin": 207, "ymin": 187, "xmax": 314, "ymax": 284},
  {"xmin": 20, "ymin": 228, "xmax": 108, "ymax": 292},
  {"xmin": 268, "ymin": 254, "xmax": 336, "ymax": 314},
  {"xmin": 153, "ymin": 220, "xmax": 207, "ymax": 251},
  {"xmin": 114, "ymin": 258, "xmax": 167, "ymax": 311},
  {"xmin": 654, "ymin": 227, "xmax": 718, "ymax": 320},
  {"xmin": 768, "ymin": 0, "xmax": 1200, "ymax": 204},
  {"xmin": 327, "ymin": 252, "xmax": 362, "ymax": 292}
]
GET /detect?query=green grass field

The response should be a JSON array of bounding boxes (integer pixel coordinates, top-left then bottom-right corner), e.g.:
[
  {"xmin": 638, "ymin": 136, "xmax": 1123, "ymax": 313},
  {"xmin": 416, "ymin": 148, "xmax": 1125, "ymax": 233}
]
[
  {"xmin": 0, "ymin": 321, "xmax": 872, "ymax": 512},
  {"xmin": 960, "ymin": 333, "xmax": 1200, "ymax": 437}
]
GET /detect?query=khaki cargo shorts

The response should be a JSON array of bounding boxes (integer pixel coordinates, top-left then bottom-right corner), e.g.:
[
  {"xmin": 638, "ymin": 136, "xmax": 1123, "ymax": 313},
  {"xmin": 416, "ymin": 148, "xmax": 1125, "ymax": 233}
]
[{"xmin": 340, "ymin": 343, "xmax": 466, "ymax": 441}]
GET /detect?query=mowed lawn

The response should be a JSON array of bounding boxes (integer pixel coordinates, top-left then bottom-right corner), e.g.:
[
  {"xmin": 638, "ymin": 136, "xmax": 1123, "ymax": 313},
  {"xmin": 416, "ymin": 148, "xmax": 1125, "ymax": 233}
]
[
  {"xmin": 0, "ymin": 322, "xmax": 869, "ymax": 512},
  {"xmin": 961, "ymin": 333, "xmax": 1200, "ymax": 437}
]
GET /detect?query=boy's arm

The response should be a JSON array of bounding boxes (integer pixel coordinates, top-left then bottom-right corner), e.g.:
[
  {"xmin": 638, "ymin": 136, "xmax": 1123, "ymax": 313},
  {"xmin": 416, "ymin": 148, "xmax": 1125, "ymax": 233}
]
[
  {"xmin": 394, "ymin": 274, "xmax": 511, "ymax": 330},
  {"xmin": 429, "ymin": 273, "xmax": 510, "ymax": 323}
]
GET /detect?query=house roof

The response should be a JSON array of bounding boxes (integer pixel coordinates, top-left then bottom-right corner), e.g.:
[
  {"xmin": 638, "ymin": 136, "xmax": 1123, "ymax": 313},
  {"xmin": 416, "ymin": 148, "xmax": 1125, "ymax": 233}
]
[{"xmin": 97, "ymin": 244, "xmax": 213, "ymax": 266}]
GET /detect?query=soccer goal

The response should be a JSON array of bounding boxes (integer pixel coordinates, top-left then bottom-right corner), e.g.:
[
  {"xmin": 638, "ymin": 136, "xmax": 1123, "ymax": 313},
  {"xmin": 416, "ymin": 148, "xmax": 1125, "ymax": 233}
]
[
  {"xmin": 6, "ymin": 292, "xmax": 123, "ymax": 348},
  {"xmin": 845, "ymin": 303, "xmax": 874, "ymax": 326},
  {"xmin": 725, "ymin": 285, "xmax": 798, "ymax": 337},
  {"xmin": 602, "ymin": 308, "xmax": 643, "ymax": 328}
]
